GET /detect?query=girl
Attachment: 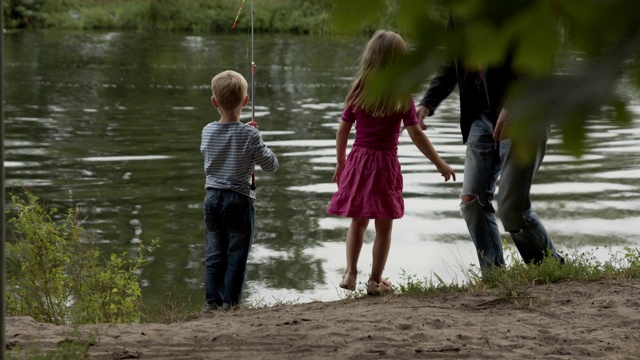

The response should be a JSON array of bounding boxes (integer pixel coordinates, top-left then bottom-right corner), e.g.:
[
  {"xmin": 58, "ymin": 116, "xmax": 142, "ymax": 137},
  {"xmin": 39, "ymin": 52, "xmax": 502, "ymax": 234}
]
[{"xmin": 327, "ymin": 30, "xmax": 456, "ymax": 295}]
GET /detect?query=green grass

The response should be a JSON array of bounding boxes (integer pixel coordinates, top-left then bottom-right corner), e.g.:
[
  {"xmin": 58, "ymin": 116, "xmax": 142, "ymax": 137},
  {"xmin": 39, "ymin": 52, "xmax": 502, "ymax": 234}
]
[
  {"xmin": 391, "ymin": 244, "xmax": 640, "ymax": 302},
  {"xmin": 139, "ymin": 292, "xmax": 202, "ymax": 324},
  {"xmin": 157, "ymin": 243, "xmax": 640, "ymax": 320},
  {"xmin": 147, "ymin": 244, "xmax": 640, "ymax": 320}
]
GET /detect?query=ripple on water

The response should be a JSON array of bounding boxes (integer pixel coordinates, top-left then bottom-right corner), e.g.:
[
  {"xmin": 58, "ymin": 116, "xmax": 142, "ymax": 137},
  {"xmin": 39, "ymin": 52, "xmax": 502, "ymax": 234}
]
[
  {"xmin": 81, "ymin": 155, "xmax": 173, "ymax": 162},
  {"xmin": 533, "ymin": 182, "xmax": 637, "ymax": 194},
  {"xmin": 593, "ymin": 168, "xmax": 640, "ymax": 179}
]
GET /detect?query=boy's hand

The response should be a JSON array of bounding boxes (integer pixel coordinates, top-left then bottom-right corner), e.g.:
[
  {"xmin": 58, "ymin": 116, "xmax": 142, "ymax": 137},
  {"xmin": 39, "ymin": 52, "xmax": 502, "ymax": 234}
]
[{"xmin": 246, "ymin": 119, "xmax": 259, "ymax": 129}]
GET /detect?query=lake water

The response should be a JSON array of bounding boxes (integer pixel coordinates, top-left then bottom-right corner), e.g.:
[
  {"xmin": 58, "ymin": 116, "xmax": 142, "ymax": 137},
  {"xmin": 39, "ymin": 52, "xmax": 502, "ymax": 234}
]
[{"xmin": 4, "ymin": 31, "xmax": 640, "ymax": 310}]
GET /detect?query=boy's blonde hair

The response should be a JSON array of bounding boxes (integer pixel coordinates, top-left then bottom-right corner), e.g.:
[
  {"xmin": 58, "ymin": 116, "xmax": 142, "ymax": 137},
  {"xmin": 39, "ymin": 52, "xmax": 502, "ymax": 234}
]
[
  {"xmin": 346, "ymin": 30, "xmax": 409, "ymax": 117},
  {"xmin": 211, "ymin": 70, "xmax": 248, "ymax": 111}
]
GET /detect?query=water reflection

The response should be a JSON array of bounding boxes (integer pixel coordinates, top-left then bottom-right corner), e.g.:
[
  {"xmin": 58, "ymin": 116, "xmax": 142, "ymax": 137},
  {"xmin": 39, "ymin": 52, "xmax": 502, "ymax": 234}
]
[{"xmin": 3, "ymin": 31, "xmax": 640, "ymax": 308}]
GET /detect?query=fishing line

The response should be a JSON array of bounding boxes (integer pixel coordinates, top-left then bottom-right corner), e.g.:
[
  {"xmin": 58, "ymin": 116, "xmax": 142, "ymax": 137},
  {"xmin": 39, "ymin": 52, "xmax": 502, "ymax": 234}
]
[
  {"xmin": 232, "ymin": 0, "xmax": 256, "ymax": 128},
  {"xmin": 232, "ymin": 0, "xmax": 258, "ymax": 189}
]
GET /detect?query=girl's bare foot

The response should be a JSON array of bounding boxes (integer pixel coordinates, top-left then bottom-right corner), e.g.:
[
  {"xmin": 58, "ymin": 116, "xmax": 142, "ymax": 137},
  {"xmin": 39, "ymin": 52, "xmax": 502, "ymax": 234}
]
[
  {"xmin": 366, "ymin": 278, "xmax": 392, "ymax": 296},
  {"xmin": 339, "ymin": 273, "xmax": 357, "ymax": 291}
]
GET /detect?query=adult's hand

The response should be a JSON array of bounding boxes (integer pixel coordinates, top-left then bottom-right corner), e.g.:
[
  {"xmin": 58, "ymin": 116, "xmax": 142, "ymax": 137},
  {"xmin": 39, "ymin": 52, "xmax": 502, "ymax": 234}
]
[
  {"xmin": 416, "ymin": 105, "xmax": 430, "ymax": 130},
  {"xmin": 493, "ymin": 108, "xmax": 510, "ymax": 141}
]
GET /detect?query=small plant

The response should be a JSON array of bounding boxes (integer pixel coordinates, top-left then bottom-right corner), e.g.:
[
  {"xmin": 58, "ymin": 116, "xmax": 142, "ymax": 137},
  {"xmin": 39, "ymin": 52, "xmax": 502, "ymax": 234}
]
[
  {"xmin": 5, "ymin": 189, "xmax": 159, "ymax": 325},
  {"xmin": 337, "ymin": 285, "xmax": 367, "ymax": 303},
  {"xmin": 142, "ymin": 291, "xmax": 201, "ymax": 324},
  {"xmin": 394, "ymin": 270, "xmax": 466, "ymax": 297},
  {"xmin": 242, "ymin": 294, "xmax": 302, "ymax": 310}
]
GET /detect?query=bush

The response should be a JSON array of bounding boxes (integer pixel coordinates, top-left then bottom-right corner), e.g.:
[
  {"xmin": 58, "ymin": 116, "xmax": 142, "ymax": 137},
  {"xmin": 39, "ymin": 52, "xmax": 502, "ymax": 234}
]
[
  {"xmin": 5, "ymin": 190, "xmax": 159, "ymax": 325},
  {"xmin": 3, "ymin": 0, "xmax": 47, "ymax": 28}
]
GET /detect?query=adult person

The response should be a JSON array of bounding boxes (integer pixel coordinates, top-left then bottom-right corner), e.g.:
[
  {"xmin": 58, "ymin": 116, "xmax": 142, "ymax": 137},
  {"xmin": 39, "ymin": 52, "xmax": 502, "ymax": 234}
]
[{"xmin": 416, "ymin": 19, "xmax": 563, "ymax": 271}]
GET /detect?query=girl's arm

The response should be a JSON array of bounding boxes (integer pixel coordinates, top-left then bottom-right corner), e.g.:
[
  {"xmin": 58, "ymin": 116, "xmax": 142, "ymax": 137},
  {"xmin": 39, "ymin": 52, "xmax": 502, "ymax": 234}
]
[
  {"xmin": 405, "ymin": 124, "xmax": 456, "ymax": 182},
  {"xmin": 332, "ymin": 121, "xmax": 353, "ymax": 183}
]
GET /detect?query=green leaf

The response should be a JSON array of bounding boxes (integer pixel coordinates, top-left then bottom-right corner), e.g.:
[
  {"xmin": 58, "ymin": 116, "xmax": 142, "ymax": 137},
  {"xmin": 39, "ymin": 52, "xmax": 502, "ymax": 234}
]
[
  {"xmin": 464, "ymin": 21, "xmax": 511, "ymax": 67},
  {"xmin": 507, "ymin": 2, "xmax": 557, "ymax": 75},
  {"xmin": 392, "ymin": 0, "xmax": 434, "ymax": 34},
  {"xmin": 330, "ymin": 0, "xmax": 386, "ymax": 32}
]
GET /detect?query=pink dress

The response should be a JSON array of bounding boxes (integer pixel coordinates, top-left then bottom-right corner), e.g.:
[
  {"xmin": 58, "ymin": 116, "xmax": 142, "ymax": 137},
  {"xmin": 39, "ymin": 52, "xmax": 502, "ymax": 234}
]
[{"xmin": 327, "ymin": 99, "xmax": 419, "ymax": 219}]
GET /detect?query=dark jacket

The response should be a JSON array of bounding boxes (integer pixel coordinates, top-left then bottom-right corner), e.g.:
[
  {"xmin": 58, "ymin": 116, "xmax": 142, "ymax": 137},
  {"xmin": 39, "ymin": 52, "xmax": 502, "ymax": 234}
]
[{"xmin": 418, "ymin": 57, "xmax": 515, "ymax": 144}]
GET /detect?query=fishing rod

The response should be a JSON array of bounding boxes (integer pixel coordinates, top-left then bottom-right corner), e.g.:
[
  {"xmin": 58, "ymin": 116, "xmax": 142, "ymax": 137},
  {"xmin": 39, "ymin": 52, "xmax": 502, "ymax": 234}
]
[
  {"xmin": 232, "ymin": 0, "xmax": 257, "ymax": 129},
  {"xmin": 233, "ymin": 0, "xmax": 258, "ymax": 189}
]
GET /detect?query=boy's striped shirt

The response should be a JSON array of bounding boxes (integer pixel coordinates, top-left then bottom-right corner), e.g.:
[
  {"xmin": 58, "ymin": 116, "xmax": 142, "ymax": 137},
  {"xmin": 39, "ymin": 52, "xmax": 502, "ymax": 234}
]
[{"xmin": 201, "ymin": 122, "xmax": 278, "ymax": 199}]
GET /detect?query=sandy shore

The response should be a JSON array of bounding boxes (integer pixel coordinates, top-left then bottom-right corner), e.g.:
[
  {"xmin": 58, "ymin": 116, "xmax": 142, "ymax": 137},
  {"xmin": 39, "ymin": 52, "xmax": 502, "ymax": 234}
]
[{"xmin": 5, "ymin": 279, "xmax": 640, "ymax": 359}]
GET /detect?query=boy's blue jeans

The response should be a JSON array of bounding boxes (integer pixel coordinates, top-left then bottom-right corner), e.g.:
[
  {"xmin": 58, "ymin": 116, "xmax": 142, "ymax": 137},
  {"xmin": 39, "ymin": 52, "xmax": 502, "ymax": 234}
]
[
  {"xmin": 460, "ymin": 116, "xmax": 561, "ymax": 269},
  {"xmin": 204, "ymin": 188, "xmax": 255, "ymax": 309}
]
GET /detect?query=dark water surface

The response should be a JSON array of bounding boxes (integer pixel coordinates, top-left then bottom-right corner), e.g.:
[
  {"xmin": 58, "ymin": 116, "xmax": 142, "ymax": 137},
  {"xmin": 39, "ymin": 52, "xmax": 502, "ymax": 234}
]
[{"xmin": 4, "ymin": 31, "xmax": 640, "ymax": 309}]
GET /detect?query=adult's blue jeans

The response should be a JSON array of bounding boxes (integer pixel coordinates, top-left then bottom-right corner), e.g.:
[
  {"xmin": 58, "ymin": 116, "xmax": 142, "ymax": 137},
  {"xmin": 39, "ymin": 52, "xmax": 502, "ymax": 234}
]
[
  {"xmin": 204, "ymin": 188, "xmax": 255, "ymax": 309},
  {"xmin": 460, "ymin": 116, "xmax": 561, "ymax": 269}
]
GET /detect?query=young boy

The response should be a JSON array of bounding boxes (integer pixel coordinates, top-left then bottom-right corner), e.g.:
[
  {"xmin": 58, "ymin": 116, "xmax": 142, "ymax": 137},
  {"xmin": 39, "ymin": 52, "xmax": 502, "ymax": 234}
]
[{"xmin": 201, "ymin": 70, "xmax": 279, "ymax": 310}]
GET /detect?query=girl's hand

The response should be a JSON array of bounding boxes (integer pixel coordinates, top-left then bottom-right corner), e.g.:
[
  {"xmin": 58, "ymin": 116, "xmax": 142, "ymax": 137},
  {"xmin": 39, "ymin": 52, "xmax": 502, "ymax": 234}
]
[
  {"xmin": 436, "ymin": 162, "xmax": 456, "ymax": 182},
  {"xmin": 332, "ymin": 162, "xmax": 345, "ymax": 184}
]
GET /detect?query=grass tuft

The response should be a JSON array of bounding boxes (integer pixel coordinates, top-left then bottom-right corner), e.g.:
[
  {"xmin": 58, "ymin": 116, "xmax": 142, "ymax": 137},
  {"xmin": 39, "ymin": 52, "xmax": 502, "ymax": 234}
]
[{"xmin": 390, "ymin": 243, "xmax": 640, "ymax": 304}]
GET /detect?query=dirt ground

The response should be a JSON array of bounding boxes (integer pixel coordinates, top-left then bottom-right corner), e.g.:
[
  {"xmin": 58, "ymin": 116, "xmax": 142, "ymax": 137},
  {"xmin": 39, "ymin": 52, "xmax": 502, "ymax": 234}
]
[{"xmin": 5, "ymin": 279, "xmax": 640, "ymax": 359}]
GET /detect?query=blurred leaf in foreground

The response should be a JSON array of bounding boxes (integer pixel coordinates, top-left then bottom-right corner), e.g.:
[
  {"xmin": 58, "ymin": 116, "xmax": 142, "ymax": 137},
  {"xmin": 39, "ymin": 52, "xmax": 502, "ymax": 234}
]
[{"xmin": 328, "ymin": 0, "xmax": 640, "ymax": 157}]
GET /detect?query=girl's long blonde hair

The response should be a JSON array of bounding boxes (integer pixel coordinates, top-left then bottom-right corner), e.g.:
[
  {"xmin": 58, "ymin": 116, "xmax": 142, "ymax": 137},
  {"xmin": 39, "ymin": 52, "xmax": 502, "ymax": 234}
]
[{"xmin": 346, "ymin": 30, "xmax": 410, "ymax": 117}]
